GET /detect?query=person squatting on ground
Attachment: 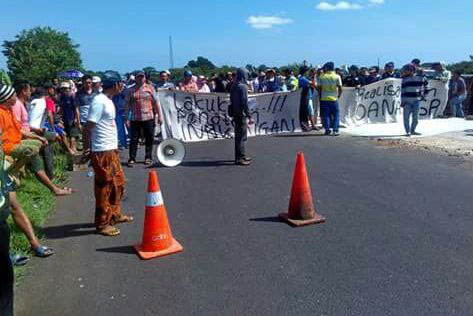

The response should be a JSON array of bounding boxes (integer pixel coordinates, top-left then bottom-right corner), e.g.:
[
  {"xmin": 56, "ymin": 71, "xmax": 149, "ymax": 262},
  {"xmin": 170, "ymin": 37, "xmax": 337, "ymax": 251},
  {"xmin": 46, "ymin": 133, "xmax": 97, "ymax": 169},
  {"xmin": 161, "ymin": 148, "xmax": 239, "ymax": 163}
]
[
  {"xmin": 124, "ymin": 71, "xmax": 162, "ymax": 167},
  {"xmin": 0, "ymin": 84, "xmax": 73, "ymax": 196},
  {"xmin": 317, "ymin": 62, "xmax": 343, "ymax": 136},
  {"xmin": 400, "ymin": 64, "xmax": 428, "ymax": 136},
  {"xmin": 82, "ymin": 73, "xmax": 133, "ymax": 236},
  {"xmin": 229, "ymin": 68, "xmax": 254, "ymax": 166}
]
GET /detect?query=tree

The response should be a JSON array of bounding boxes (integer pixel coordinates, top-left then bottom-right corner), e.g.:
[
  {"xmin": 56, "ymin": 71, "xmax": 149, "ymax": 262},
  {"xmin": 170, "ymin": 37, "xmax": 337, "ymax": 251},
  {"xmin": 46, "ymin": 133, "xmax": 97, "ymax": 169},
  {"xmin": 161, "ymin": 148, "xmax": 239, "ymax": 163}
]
[
  {"xmin": 0, "ymin": 69, "xmax": 11, "ymax": 85},
  {"xmin": 447, "ymin": 55, "xmax": 473, "ymax": 75},
  {"xmin": 2, "ymin": 26, "xmax": 82, "ymax": 85},
  {"xmin": 186, "ymin": 56, "xmax": 216, "ymax": 70}
]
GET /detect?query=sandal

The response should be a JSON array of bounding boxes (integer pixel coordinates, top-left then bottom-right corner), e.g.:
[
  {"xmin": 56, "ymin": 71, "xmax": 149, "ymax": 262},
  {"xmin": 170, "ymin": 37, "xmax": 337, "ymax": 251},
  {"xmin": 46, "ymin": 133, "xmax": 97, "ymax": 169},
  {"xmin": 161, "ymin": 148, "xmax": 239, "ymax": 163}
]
[
  {"xmin": 32, "ymin": 245, "xmax": 55, "ymax": 258},
  {"xmin": 97, "ymin": 225, "xmax": 120, "ymax": 236},
  {"xmin": 10, "ymin": 253, "xmax": 30, "ymax": 266},
  {"xmin": 144, "ymin": 159, "xmax": 153, "ymax": 165},
  {"xmin": 114, "ymin": 214, "xmax": 134, "ymax": 224}
]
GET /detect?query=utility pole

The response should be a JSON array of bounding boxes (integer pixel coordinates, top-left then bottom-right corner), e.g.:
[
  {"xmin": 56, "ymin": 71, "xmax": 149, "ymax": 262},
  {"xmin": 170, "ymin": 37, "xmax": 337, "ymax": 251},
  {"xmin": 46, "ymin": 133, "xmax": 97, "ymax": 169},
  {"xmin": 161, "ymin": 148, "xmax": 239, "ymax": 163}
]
[{"xmin": 169, "ymin": 36, "xmax": 175, "ymax": 70}]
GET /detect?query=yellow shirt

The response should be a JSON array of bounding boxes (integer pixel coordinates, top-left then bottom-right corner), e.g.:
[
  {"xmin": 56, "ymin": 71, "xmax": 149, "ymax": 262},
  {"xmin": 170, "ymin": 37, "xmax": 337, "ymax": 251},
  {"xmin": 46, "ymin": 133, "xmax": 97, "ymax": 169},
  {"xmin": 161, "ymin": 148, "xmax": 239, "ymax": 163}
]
[{"xmin": 317, "ymin": 71, "xmax": 342, "ymax": 101}]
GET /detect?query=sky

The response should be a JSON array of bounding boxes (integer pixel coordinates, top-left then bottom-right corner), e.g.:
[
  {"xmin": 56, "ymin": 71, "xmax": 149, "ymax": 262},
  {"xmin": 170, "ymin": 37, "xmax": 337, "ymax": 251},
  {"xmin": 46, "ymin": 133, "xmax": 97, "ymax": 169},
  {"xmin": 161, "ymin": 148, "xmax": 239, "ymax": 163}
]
[{"xmin": 0, "ymin": 0, "xmax": 472, "ymax": 73}]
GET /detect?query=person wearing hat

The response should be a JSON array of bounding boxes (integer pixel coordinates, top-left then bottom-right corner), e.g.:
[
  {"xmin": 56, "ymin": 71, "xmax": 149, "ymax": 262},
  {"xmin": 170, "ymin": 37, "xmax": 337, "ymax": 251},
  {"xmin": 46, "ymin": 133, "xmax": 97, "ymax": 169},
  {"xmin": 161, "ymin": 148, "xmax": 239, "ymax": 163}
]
[
  {"xmin": 317, "ymin": 62, "xmax": 343, "ymax": 136},
  {"xmin": 197, "ymin": 75, "xmax": 210, "ymax": 93},
  {"xmin": 381, "ymin": 62, "xmax": 398, "ymax": 80},
  {"xmin": 58, "ymin": 81, "xmax": 79, "ymax": 154},
  {"xmin": 400, "ymin": 64, "xmax": 428, "ymax": 136},
  {"xmin": 125, "ymin": 70, "xmax": 162, "ymax": 166},
  {"xmin": 179, "ymin": 70, "xmax": 198, "ymax": 92},
  {"xmin": 0, "ymin": 84, "xmax": 74, "ymax": 196},
  {"xmin": 82, "ymin": 74, "xmax": 133, "ymax": 236},
  {"xmin": 92, "ymin": 76, "xmax": 102, "ymax": 93}
]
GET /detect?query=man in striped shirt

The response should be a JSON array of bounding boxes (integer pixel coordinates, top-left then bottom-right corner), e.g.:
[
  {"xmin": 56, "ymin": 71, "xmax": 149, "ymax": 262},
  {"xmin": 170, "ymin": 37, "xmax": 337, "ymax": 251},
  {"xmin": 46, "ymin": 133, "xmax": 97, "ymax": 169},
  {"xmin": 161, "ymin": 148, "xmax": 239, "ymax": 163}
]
[{"xmin": 401, "ymin": 64, "xmax": 428, "ymax": 136}]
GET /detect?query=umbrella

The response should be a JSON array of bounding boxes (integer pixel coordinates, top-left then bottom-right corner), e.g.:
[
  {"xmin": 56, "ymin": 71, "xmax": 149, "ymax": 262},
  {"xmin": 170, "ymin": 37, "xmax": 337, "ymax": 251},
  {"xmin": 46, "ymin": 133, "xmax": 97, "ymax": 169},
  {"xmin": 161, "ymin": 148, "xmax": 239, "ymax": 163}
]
[{"xmin": 58, "ymin": 69, "xmax": 84, "ymax": 79}]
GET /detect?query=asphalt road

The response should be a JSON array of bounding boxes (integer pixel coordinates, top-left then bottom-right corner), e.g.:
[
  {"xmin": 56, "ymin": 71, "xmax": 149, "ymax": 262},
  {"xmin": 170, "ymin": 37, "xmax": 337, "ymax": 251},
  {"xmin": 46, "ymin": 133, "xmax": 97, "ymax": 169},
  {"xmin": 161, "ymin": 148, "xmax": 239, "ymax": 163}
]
[{"xmin": 16, "ymin": 133, "xmax": 473, "ymax": 316}]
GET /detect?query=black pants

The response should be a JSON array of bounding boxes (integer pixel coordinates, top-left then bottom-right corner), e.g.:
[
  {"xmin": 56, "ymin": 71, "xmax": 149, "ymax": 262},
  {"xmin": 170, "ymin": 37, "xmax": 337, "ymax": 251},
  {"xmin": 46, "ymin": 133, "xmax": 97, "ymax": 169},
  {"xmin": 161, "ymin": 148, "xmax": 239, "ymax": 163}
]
[
  {"xmin": 42, "ymin": 143, "xmax": 55, "ymax": 180},
  {"xmin": 129, "ymin": 119, "xmax": 155, "ymax": 161},
  {"xmin": 234, "ymin": 118, "xmax": 248, "ymax": 161},
  {"xmin": 0, "ymin": 221, "xmax": 13, "ymax": 316}
]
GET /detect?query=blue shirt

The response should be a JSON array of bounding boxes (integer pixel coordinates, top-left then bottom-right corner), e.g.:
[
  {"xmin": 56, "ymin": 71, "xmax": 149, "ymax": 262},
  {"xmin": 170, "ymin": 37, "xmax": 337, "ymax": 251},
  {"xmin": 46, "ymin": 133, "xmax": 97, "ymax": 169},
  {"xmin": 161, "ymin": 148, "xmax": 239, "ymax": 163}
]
[{"xmin": 59, "ymin": 93, "xmax": 76, "ymax": 124}]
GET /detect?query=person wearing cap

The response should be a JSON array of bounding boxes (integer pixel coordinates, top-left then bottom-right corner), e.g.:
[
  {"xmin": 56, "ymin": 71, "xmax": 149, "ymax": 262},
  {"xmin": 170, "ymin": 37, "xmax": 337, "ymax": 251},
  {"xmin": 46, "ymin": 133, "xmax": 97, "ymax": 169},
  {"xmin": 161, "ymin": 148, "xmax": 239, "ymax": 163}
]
[
  {"xmin": 317, "ymin": 62, "xmax": 343, "ymax": 136},
  {"xmin": 92, "ymin": 76, "xmax": 102, "ymax": 93},
  {"xmin": 401, "ymin": 64, "xmax": 428, "ymax": 136},
  {"xmin": 229, "ymin": 68, "xmax": 254, "ymax": 165},
  {"xmin": 156, "ymin": 70, "xmax": 175, "ymax": 90},
  {"xmin": 82, "ymin": 74, "xmax": 133, "ymax": 236},
  {"xmin": 0, "ymin": 84, "xmax": 74, "ymax": 196},
  {"xmin": 179, "ymin": 70, "xmax": 199, "ymax": 93},
  {"xmin": 125, "ymin": 70, "xmax": 162, "ymax": 166},
  {"xmin": 381, "ymin": 62, "xmax": 398, "ymax": 80},
  {"xmin": 344, "ymin": 66, "xmax": 363, "ymax": 88},
  {"xmin": 58, "ymin": 81, "xmax": 79, "ymax": 154},
  {"xmin": 197, "ymin": 75, "xmax": 210, "ymax": 93}
]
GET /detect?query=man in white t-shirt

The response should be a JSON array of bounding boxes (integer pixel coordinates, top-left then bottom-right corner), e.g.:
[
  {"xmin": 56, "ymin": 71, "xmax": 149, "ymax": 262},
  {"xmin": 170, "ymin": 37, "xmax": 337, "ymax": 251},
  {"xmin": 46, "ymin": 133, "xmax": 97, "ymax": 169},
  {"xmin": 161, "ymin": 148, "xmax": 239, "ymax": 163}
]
[{"xmin": 82, "ymin": 74, "xmax": 133, "ymax": 236}]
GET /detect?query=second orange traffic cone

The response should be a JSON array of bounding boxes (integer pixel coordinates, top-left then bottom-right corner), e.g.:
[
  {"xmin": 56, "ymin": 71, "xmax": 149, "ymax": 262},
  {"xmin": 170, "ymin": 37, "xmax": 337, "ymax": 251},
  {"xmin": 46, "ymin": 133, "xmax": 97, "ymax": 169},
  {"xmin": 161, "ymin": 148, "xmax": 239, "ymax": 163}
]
[
  {"xmin": 134, "ymin": 171, "xmax": 183, "ymax": 260},
  {"xmin": 279, "ymin": 152, "xmax": 326, "ymax": 227}
]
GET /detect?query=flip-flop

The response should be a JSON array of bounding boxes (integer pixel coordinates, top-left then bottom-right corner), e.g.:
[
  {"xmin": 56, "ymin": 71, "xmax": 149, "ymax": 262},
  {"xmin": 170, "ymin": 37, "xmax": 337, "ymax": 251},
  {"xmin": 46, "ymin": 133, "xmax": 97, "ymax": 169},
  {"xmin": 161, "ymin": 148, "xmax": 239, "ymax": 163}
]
[
  {"xmin": 114, "ymin": 214, "xmax": 134, "ymax": 224},
  {"xmin": 32, "ymin": 245, "xmax": 54, "ymax": 258},
  {"xmin": 55, "ymin": 187, "xmax": 78, "ymax": 196},
  {"xmin": 97, "ymin": 226, "xmax": 120, "ymax": 236},
  {"xmin": 10, "ymin": 253, "xmax": 29, "ymax": 266}
]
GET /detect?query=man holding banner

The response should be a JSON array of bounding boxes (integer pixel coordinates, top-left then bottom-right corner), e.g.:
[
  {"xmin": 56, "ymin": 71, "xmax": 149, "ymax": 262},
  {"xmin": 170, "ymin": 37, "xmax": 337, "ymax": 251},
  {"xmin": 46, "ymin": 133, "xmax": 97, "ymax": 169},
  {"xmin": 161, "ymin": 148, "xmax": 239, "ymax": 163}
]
[{"xmin": 229, "ymin": 68, "xmax": 253, "ymax": 165}]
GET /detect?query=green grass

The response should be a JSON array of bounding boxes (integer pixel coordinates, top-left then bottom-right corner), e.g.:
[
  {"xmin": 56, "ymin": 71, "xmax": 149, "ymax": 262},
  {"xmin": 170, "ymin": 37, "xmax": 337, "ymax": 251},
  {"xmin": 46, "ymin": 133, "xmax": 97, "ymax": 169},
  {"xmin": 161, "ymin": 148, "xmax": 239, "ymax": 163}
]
[{"xmin": 7, "ymin": 144, "xmax": 69, "ymax": 282}]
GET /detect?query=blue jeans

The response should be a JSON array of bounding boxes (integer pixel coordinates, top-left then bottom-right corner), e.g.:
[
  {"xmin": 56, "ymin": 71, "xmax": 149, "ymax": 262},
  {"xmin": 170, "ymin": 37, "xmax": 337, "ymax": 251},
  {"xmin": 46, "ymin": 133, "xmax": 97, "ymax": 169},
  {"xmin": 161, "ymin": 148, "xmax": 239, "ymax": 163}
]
[
  {"xmin": 320, "ymin": 100, "xmax": 340, "ymax": 133},
  {"xmin": 449, "ymin": 95, "xmax": 466, "ymax": 118},
  {"xmin": 403, "ymin": 101, "xmax": 420, "ymax": 134}
]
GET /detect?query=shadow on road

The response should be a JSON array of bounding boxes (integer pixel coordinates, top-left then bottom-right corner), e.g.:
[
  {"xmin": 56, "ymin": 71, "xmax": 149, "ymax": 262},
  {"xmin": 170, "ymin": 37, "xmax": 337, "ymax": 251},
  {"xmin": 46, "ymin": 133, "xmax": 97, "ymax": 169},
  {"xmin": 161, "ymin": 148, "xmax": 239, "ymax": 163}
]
[
  {"xmin": 42, "ymin": 223, "xmax": 96, "ymax": 239},
  {"xmin": 274, "ymin": 133, "xmax": 326, "ymax": 138},
  {"xmin": 96, "ymin": 245, "xmax": 136, "ymax": 255},
  {"xmin": 249, "ymin": 216, "xmax": 282, "ymax": 223},
  {"xmin": 180, "ymin": 160, "xmax": 235, "ymax": 167}
]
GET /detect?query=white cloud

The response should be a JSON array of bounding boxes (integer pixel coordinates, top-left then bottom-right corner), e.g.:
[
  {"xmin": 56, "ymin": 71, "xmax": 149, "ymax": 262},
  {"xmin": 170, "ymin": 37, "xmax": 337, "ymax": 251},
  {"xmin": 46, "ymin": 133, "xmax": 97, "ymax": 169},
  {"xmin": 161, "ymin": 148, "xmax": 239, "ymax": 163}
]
[
  {"xmin": 316, "ymin": 0, "xmax": 385, "ymax": 11},
  {"xmin": 246, "ymin": 16, "xmax": 293, "ymax": 29},
  {"xmin": 316, "ymin": 1, "xmax": 363, "ymax": 11}
]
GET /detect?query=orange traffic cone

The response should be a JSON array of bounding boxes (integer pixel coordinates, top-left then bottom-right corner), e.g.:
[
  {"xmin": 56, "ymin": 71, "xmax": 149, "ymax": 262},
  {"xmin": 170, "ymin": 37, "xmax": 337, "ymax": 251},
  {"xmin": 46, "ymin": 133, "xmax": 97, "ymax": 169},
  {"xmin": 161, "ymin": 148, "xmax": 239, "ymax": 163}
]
[
  {"xmin": 279, "ymin": 152, "xmax": 326, "ymax": 227},
  {"xmin": 134, "ymin": 171, "xmax": 183, "ymax": 260}
]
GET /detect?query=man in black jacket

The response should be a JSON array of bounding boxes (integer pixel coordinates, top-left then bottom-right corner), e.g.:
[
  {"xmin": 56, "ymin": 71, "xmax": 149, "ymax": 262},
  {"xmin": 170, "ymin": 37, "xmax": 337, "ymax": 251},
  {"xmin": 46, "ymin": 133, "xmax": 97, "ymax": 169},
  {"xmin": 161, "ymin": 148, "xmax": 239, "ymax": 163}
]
[{"xmin": 229, "ymin": 68, "xmax": 254, "ymax": 165}]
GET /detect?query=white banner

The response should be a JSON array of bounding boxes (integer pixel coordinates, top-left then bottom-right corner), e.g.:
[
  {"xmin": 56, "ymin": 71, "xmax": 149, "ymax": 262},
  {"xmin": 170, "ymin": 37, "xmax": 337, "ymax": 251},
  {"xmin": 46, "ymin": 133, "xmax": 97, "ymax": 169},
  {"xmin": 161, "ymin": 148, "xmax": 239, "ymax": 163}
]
[
  {"xmin": 339, "ymin": 79, "xmax": 449, "ymax": 126},
  {"xmin": 159, "ymin": 90, "xmax": 301, "ymax": 142}
]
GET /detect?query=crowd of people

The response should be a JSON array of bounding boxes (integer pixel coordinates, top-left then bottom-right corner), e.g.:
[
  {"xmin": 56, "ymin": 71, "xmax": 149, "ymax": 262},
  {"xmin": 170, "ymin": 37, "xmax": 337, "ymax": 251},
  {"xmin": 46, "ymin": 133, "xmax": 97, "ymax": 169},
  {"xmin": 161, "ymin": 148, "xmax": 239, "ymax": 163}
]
[{"xmin": 0, "ymin": 57, "xmax": 472, "ymax": 315}]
